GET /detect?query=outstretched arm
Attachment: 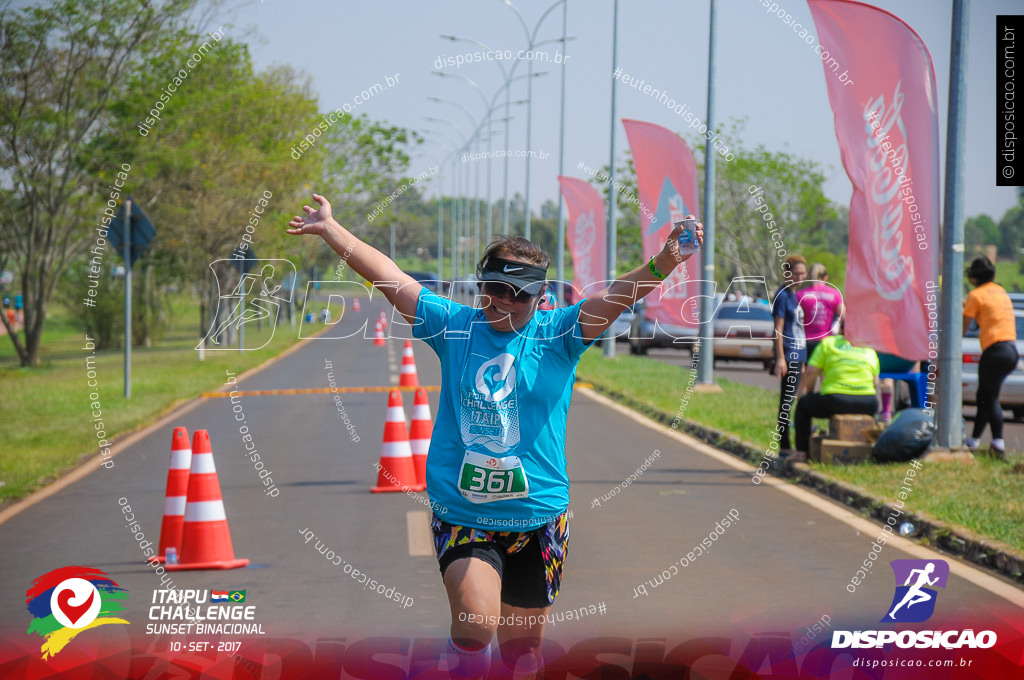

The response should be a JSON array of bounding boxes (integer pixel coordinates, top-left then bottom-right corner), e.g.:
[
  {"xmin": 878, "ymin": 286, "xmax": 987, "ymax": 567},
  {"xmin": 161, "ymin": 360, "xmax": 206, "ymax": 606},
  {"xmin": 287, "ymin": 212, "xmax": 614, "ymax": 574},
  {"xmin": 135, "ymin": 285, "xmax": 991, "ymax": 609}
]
[
  {"xmin": 577, "ymin": 218, "xmax": 703, "ymax": 344},
  {"xmin": 287, "ymin": 194, "xmax": 422, "ymax": 324}
]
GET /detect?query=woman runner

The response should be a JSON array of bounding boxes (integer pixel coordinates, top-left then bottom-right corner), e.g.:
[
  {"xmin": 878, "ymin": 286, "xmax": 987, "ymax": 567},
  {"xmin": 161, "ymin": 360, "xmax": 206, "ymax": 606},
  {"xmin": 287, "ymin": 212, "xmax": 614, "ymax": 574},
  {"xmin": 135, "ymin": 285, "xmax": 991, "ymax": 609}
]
[{"xmin": 287, "ymin": 193, "xmax": 702, "ymax": 675}]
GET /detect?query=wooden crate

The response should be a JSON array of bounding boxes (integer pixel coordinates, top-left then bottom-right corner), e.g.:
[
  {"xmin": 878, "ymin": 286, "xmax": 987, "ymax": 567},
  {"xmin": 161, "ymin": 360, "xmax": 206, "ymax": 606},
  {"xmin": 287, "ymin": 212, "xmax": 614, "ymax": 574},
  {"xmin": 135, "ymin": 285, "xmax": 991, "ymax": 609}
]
[
  {"xmin": 819, "ymin": 439, "xmax": 873, "ymax": 465},
  {"xmin": 828, "ymin": 415, "xmax": 877, "ymax": 443},
  {"xmin": 808, "ymin": 435, "xmax": 826, "ymax": 462}
]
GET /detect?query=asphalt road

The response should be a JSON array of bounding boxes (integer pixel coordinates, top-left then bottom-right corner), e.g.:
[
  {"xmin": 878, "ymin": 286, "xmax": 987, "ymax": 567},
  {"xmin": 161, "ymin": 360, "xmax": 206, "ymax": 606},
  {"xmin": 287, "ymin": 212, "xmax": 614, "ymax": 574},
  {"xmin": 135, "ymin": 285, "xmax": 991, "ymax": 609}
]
[
  {"xmin": 2, "ymin": 300, "xmax": 1021, "ymax": 654},
  {"xmin": 641, "ymin": 344, "xmax": 1024, "ymax": 453}
]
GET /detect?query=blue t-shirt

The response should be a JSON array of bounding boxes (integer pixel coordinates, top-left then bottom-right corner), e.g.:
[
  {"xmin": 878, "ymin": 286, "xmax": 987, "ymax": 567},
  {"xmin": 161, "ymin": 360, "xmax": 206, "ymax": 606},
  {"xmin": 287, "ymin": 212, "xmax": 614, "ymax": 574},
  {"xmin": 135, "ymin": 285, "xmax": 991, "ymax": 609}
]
[
  {"xmin": 772, "ymin": 285, "xmax": 806, "ymax": 363},
  {"xmin": 413, "ymin": 288, "xmax": 591, "ymax": 529}
]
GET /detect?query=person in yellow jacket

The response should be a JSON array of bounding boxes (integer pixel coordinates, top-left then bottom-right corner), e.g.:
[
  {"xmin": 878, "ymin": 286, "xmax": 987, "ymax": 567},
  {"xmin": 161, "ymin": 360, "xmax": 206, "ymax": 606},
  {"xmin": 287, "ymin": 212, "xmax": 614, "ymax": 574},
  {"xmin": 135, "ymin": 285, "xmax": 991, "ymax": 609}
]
[{"xmin": 793, "ymin": 322, "xmax": 880, "ymax": 456}]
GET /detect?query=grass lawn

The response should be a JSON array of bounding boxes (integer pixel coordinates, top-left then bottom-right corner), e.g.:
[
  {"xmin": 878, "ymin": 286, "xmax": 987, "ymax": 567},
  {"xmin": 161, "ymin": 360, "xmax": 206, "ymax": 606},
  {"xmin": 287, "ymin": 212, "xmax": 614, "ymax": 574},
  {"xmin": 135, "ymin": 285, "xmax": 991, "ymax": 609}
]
[
  {"xmin": 0, "ymin": 298, "xmax": 309, "ymax": 504},
  {"xmin": 577, "ymin": 347, "xmax": 1024, "ymax": 555},
  {"xmin": 817, "ymin": 459, "xmax": 1024, "ymax": 552},
  {"xmin": 577, "ymin": 346, "xmax": 778, "ymax": 448}
]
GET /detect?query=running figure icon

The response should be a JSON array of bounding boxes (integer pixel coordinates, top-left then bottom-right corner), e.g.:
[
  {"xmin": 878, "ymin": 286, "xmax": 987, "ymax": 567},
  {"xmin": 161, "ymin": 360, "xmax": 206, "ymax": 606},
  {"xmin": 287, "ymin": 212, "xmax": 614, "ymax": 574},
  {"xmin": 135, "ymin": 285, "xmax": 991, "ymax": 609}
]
[
  {"xmin": 886, "ymin": 562, "xmax": 939, "ymax": 621},
  {"xmin": 197, "ymin": 259, "xmax": 295, "ymax": 351}
]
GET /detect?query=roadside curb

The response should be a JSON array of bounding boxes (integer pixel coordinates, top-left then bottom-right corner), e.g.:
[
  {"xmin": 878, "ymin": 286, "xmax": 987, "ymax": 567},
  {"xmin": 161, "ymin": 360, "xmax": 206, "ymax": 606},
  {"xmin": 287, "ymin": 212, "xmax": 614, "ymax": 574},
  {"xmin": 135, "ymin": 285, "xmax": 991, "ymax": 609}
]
[
  {"xmin": 0, "ymin": 321, "xmax": 336, "ymax": 527},
  {"xmin": 580, "ymin": 378, "xmax": 1024, "ymax": 587}
]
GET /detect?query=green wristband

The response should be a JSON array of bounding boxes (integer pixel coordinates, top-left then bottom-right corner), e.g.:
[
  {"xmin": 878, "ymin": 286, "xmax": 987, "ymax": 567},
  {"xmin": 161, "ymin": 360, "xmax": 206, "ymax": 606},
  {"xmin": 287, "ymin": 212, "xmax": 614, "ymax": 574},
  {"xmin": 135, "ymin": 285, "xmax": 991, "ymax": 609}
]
[{"xmin": 648, "ymin": 255, "xmax": 666, "ymax": 280}]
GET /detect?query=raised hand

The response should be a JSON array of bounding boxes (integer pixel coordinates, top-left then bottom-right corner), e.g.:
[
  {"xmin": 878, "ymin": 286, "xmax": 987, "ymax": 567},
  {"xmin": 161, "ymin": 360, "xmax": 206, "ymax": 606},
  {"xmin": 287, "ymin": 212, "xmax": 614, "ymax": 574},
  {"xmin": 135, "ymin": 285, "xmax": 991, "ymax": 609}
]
[{"xmin": 287, "ymin": 193, "xmax": 336, "ymax": 237}]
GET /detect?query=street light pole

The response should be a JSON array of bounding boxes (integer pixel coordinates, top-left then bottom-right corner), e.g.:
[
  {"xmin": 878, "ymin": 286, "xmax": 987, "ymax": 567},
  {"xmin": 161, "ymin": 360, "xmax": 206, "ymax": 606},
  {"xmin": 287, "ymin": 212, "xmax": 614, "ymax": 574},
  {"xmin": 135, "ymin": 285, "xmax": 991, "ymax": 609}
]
[
  {"xmin": 697, "ymin": 0, "xmax": 718, "ymax": 386},
  {"xmin": 419, "ymin": 138, "xmax": 455, "ymax": 288},
  {"xmin": 604, "ymin": 0, "xmax": 619, "ymax": 359},
  {"xmin": 556, "ymin": 0, "xmax": 569, "ymax": 305},
  {"xmin": 936, "ymin": 0, "xmax": 969, "ymax": 449},
  {"xmin": 498, "ymin": 0, "xmax": 568, "ymax": 240}
]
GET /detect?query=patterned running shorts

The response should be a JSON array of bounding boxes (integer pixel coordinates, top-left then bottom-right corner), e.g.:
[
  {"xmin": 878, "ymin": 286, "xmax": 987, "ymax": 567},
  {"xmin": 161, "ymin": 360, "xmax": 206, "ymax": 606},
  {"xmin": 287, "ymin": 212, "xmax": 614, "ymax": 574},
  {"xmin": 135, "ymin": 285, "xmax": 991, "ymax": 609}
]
[{"xmin": 430, "ymin": 511, "xmax": 570, "ymax": 609}]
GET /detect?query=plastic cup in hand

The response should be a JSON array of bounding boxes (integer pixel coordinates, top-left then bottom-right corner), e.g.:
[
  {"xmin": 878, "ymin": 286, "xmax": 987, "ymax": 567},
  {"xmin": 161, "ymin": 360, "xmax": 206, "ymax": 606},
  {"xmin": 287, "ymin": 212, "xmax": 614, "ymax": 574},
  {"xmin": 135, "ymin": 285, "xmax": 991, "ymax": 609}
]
[{"xmin": 674, "ymin": 219, "xmax": 700, "ymax": 255}]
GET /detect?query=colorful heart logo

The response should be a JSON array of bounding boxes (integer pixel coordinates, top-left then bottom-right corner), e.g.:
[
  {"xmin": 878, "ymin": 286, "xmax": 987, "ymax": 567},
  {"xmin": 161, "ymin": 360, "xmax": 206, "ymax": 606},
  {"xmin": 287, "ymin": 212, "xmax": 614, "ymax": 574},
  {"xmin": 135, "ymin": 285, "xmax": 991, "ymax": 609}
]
[{"xmin": 56, "ymin": 588, "xmax": 95, "ymax": 626}]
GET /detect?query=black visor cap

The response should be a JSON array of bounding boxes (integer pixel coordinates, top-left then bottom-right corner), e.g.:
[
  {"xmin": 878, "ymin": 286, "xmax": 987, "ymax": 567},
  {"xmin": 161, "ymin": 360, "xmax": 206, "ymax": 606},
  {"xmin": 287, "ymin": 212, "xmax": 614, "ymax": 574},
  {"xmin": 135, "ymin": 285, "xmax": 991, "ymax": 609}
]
[{"xmin": 477, "ymin": 256, "xmax": 548, "ymax": 295}]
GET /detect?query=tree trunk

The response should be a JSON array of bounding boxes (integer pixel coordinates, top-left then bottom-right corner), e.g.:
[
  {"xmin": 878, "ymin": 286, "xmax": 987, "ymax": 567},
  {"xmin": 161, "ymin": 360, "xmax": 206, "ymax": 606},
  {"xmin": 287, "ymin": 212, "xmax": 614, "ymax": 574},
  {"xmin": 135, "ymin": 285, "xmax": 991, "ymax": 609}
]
[
  {"xmin": 142, "ymin": 263, "xmax": 153, "ymax": 347},
  {"xmin": 198, "ymin": 300, "xmax": 206, "ymax": 347}
]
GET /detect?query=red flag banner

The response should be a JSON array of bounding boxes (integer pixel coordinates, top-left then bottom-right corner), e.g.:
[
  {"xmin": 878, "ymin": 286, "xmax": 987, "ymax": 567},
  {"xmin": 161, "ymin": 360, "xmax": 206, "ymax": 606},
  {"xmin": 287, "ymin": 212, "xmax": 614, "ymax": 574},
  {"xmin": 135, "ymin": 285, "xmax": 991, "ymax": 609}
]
[
  {"xmin": 557, "ymin": 176, "xmax": 606, "ymax": 303},
  {"xmin": 622, "ymin": 119, "xmax": 701, "ymax": 330},
  {"xmin": 808, "ymin": 0, "xmax": 940, "ymax": 360}
]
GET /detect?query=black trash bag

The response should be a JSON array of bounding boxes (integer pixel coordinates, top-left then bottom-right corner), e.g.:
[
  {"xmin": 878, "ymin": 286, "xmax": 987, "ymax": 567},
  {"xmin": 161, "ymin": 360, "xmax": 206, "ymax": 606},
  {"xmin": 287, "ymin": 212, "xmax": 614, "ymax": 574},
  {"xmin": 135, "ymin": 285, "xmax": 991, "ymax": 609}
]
[{"xmin": 872, "ymin": 408, "xmax": 935, "ymax": 463}]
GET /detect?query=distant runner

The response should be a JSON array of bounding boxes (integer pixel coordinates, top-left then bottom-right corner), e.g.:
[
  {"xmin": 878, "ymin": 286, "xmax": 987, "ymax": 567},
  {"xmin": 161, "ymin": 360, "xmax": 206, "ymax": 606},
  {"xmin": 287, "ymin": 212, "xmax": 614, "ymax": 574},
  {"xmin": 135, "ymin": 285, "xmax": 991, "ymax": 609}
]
[{"xmin": 288, "ymin": 193, "xmax": 702, "ymax": 676}]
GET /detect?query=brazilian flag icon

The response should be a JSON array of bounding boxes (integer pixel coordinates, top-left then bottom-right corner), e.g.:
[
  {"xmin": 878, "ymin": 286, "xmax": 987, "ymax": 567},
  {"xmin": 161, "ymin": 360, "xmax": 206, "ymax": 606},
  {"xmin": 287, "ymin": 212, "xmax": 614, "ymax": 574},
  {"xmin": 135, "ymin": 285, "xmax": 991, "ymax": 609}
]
[{"xmin": 228, "ymin": 590, "xmax": 246, "ymax": 603}]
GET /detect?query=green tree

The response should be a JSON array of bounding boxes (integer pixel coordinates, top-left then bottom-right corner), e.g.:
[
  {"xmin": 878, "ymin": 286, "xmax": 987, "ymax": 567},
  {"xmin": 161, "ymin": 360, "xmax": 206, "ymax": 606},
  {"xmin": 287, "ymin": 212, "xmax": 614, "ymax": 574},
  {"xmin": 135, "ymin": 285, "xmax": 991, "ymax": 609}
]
[
  {"xmin": 584, "ymin": 120, "xmax": 838, "ymax": 292},
  {"xmin": 997, "ymin": 205, "xmax": 1023, "ymax": 258},
  {"xmin": 695, "ymin": 120, "xmax": 837, "ymax": 290},
  {"xmin": 93, "ymin": 40, "xmax": 323, "ymax": 343},
  {"xmin": 585, "ymin": 155, "xmax": 645, "ymax": 272},
  {"xmin": 0, "ymin": 0, "xmax": 198, "ymax": 366},
  {"xmin": 964, "ymin": 214, "xmax": 999, "ymax": 255}
]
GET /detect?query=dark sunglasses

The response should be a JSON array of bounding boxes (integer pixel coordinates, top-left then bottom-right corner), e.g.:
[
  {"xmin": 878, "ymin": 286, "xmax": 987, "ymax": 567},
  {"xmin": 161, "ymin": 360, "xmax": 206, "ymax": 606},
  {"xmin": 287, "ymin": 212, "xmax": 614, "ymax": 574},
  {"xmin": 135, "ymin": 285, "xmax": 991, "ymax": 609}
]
[{"xmin": 479, "ymin": 281, "xmax": 537, "ymax": 304}]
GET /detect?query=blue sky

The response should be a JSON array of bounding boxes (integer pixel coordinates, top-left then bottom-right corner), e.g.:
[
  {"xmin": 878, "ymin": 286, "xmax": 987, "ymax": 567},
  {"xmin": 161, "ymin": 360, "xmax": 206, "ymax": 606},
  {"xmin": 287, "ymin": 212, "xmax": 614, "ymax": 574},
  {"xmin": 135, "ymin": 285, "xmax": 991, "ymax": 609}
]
[{"xmin": 242, "ymin": 0, "xmax": 1019, "ymax": 224}]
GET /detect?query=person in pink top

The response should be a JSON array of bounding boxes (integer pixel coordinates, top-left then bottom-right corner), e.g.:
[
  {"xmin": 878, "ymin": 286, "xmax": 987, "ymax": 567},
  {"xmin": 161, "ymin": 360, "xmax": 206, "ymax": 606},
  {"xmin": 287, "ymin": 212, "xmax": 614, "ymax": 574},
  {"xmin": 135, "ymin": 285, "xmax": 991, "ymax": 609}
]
[{"xmin": 798, "ymin": 263, "xmax": 845, "ymax": 358}]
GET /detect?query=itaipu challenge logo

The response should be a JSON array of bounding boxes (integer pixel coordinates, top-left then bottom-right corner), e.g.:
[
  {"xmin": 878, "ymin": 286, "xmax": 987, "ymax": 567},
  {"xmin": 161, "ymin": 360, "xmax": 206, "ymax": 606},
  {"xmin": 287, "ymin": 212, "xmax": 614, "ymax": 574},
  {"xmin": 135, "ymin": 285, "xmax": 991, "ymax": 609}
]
[{"xmin": 25, "ymin": 566, "xmax": 129, "ymax": 659}]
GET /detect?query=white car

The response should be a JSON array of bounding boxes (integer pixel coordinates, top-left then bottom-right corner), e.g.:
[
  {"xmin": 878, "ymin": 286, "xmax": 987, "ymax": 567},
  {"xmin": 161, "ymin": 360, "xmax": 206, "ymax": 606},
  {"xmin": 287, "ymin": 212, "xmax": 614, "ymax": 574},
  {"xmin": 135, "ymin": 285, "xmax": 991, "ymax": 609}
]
[{"xmin": 962, "ymin": 310, "xmax": 1024, "ymax": 421}]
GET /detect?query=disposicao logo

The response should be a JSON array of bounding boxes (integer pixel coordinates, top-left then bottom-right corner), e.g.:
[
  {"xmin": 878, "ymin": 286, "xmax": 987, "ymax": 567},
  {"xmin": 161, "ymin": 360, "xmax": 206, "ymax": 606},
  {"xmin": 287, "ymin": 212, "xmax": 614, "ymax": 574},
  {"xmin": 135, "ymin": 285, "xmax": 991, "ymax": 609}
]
[
  {"xmin": 25, "ymin": 566, "xmax": 129, "ymax": 659},
  {"xmin": 882, "ymin": 559, "xmax": 948, "ymax": 623},
  {"xmin": 832, "ymin": 559, "xmax": 997, "ymax": 650}
]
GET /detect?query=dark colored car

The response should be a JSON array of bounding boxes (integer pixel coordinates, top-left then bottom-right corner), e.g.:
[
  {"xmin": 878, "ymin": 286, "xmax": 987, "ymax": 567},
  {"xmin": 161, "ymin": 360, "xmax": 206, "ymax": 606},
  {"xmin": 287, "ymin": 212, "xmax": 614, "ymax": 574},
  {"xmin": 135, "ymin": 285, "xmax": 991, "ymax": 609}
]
[
  {"xmin": 627, "ymin": 300, "xmax": 699, "ymax": 354},
  {"xmin": 405, "ymin": 270, "xmax": 450, "ymax": 295},
  {"xmin": 628, "ymin": 299, "xmax": 774, "ymax": 368}
]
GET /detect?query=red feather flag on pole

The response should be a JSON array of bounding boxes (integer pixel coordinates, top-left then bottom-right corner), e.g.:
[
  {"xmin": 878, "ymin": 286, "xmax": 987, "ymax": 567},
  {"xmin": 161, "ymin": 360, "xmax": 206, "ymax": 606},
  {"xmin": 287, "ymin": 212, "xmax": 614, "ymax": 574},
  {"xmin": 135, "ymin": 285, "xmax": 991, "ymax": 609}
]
[
  {"xmin": 808, "ymin": 0, "xmax": 940, "ymax": 360},
  {"xmin": 623, "ymin": 119, "xmax": 702, "ymax": 331},
  {"xmin": 557, "ymin": 176, "xmax": 606, "ymax": 304}
]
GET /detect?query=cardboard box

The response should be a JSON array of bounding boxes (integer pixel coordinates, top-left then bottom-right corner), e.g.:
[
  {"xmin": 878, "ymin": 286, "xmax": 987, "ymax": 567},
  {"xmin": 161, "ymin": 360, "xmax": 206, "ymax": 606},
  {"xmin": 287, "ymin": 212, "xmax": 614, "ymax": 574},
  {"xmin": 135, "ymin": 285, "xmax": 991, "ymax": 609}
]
[
  {"xmin": 808, "ymin": 435, "xmax": 825, "ymax": 462},
  {"xmin": 819, "ymin": 439, "xmax": 873, "ymax": 465},
  {"xmin": 864, "ymin": 425, "xmax": 886, "ymax": 443},
  {"xmin": 829, "ymin": 415, "xmax": 877, "ymax": 443}
]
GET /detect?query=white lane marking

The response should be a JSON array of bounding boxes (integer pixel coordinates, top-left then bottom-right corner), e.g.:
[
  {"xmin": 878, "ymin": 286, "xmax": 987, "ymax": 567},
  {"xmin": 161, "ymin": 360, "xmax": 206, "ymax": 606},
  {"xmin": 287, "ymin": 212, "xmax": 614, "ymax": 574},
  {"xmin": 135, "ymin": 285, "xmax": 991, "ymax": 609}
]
[
  {"xmin": 407, "ymin": 511, "xmax": 433, "ymax": 557},
  {"xmin": 387, "ymin": 341, "xmax": 399, "ymax": 385},
  {"xmin": 577, "ymin": 387, "xmax": 1024, "ymax": 607}
]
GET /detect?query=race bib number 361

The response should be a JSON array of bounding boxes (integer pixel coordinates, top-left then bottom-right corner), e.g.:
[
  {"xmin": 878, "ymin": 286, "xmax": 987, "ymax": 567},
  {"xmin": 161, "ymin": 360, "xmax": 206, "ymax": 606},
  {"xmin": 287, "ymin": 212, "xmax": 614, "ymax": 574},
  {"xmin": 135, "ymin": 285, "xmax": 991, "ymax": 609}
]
[{"xmin": 458, "ymin": 451, "xmax": 529, "ymax": 504}]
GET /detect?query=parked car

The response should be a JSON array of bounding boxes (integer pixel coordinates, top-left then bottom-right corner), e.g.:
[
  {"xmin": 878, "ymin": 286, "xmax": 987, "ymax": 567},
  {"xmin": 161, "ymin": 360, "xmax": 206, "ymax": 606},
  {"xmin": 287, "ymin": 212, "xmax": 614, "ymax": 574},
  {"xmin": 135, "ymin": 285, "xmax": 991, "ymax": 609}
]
[
  {"xmin": 711, "ymin": 302, "xmax": 775, "ymax": 368},
  {"xmin": 962, "ymin": 310, "xmax": 1024, "ymax": 421},
  {"xmin": 404, "ymin": 270, "xmax": 450, "ymax": 295},
  {"xmin": 628, "ymin": 300, "xmax": 774, "ymax": 367},
  {"xmin": 627, "ymin": 300, "xmax": 699, "ymax": 354}
]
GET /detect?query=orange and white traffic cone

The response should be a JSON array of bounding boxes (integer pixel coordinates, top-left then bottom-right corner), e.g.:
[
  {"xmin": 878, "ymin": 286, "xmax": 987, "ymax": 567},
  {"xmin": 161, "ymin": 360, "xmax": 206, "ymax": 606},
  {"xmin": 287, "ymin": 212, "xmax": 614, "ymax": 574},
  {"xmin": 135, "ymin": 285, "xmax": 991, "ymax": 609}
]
[
  {"xmin": 409, "ymin": 388, "xmax": 432, "ymax": 489},
  {"xmin": 156, "ymin": 427, "xmax": 191, "ymax": 564},
  {"xmin": 373, "ymin": 320, "xmax": 386, "ymax": 347},
  {"xmin": 166, "ymin": 430, "xmax": 249, "ymax": 570},
  {"xmin": 399, "ymin": 340, "xmax": 419, "ymax": 387},
  {"xmin": 353, "ymin": 298, "xmax": 361, "ymax": 312},
  {"xmin": 378, "ymin": 310, "xmax": 387, "ymax": 327},
  {"xmin": 372, "ymin": 390, "xmax": 424, "ymax": 492}
]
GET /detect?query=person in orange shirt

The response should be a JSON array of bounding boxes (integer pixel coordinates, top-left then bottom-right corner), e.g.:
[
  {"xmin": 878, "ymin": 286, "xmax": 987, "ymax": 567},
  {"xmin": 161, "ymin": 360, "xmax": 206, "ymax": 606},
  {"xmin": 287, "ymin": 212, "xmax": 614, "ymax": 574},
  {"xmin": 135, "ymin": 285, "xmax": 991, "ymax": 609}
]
[{"xmin": 963, "ymin": 256, "xmax": 1018, "ymax": 459}]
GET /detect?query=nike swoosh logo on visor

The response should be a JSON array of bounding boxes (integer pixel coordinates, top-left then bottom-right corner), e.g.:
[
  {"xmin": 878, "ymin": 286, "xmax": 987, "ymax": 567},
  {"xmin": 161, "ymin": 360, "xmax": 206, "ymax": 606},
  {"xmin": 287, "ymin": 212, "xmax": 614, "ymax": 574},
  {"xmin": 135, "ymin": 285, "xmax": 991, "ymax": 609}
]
[{"xmin": 503, "ymin": 265, "xmax": 523, "ymax": 272}]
